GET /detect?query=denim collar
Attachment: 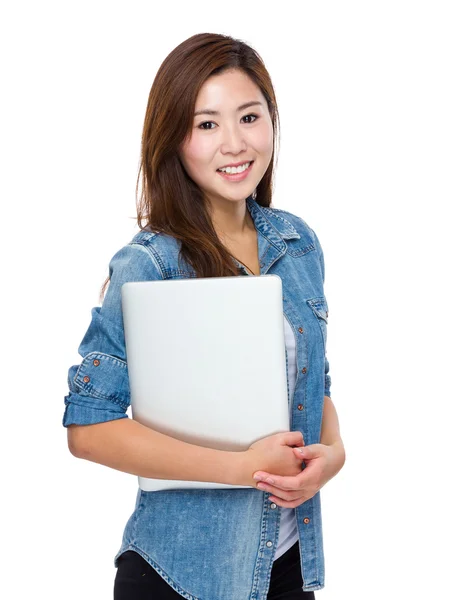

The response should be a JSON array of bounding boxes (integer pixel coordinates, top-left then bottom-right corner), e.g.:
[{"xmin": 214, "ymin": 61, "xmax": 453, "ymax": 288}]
[
  {"xmin": 245, "ymin": 196, "xmax": 301, "ymax": 242},
  {"xmin": 229, "ymin": 196, "xmax": 301, "ymax": 275}
]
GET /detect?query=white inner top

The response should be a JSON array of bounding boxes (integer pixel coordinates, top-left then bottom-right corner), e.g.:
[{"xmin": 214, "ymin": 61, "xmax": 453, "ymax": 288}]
[{"xmin": 273, "ymin": 315, "xmax": 299, "ymax": 560}]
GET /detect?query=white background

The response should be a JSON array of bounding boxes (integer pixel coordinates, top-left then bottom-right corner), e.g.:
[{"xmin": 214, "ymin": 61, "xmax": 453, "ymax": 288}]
[{"xmin": 1, "ymin": 1, "xmax": 463, "ymax": 599}]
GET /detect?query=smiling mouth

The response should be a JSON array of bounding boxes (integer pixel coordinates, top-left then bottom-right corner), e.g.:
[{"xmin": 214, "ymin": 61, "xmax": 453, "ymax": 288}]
[{"xmin": 216, "ymin": 160, "xmax": 254, "ymax": 174}]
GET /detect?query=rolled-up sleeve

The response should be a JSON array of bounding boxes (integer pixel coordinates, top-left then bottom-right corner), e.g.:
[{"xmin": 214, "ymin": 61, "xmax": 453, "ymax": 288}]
[{"xmin": 62, "ymin": 242, "xmax": 163, "ymax": 427}]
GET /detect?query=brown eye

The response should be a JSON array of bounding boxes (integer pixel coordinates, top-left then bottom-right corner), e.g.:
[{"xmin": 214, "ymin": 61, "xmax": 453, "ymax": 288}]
[{"xmin": 242, "ymin": 114, "xmax": 258, "ymax": 123}]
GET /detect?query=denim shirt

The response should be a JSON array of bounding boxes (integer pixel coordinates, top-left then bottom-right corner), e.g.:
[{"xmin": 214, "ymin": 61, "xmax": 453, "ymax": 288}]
[{"xmin": 62, "ymin": 196, "xmax": 331, "ymax": 599}]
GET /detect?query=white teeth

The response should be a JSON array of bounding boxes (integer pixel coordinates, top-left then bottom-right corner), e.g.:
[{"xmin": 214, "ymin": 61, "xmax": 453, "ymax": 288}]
[{"xmin": 218, "ymin": 161, "xmax": 251, "ymax": 174}]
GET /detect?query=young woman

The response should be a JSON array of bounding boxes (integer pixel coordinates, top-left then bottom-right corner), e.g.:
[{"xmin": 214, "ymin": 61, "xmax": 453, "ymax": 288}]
[{"xmin": 63, "ymin": 32, "xmax": 345, "ymax": 600}]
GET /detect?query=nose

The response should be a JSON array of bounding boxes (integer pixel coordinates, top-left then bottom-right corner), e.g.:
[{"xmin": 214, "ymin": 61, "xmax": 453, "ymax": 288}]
[{"xmin": 220, "ymin": 122, "xmax": 247, "ymax": 155}]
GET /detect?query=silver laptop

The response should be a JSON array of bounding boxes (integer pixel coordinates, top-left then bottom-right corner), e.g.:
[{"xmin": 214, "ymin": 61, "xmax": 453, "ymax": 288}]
[{"xmin": 121, "ymin": 274, "xmax": 289, "ymax": 492}]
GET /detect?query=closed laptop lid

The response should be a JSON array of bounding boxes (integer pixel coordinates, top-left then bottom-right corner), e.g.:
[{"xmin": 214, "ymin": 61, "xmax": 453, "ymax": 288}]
[{"xmin": 121, "ymin": 274, "xmax": 289, "ymax": 491}]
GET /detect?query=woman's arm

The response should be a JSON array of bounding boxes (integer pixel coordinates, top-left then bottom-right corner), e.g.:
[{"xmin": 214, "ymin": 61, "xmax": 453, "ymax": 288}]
[
  {"xmin": 320, "ymin": 395, "xmax": 345, "ymax": 460},
  {"xmin": 68, "ymin": 418, "xmax": 247, "ymax": 486},
  {"xmin": 68, "ymin": 419, "xmax": 303, "ymax": 489}
]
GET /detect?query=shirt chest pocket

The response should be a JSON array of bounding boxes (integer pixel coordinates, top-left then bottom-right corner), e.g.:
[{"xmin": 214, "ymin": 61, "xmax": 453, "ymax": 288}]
[{"xmin": 306, "ymin": 297, "xmax": 328, "ymax": 349}]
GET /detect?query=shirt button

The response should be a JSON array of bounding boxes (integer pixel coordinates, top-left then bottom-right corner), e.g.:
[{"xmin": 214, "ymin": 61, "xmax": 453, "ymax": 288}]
[
  {"xmin": 298, "ymin": 327, "xmax": 304, "ymax": 334},
  {"xmin": 297, "ymin": 404, "xmax": 304, "ymax": 411},
  {"xmin": 301, "ymin": 367, "xmax": 307, "ymax": 374},
  {"xmin": 83, "ymin": 376, "xmax": 90, "ymax": 383},
  {"xmin": 266, "ymin": 541, "xmax": 273, "ymax": 548},
  {"xmin": 93, "ymin": 359, "xmax": 100, "ymax": 366},
  {"xmin": 270, "ymin": 503, "xmax": 277, "ymax": 509},
  {"xmin": 303, "ymin": 517, "xmax": 310, "ymax": 524}
]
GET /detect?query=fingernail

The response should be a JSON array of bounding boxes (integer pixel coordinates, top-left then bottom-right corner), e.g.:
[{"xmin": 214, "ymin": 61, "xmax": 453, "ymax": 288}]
[
  {"xmin": 253, "ymin": 475, "xmax": 262, "ymax": 481},
  {"xmin": 297, "ymin": 448, "xmax": 304, "ymax": 454}
]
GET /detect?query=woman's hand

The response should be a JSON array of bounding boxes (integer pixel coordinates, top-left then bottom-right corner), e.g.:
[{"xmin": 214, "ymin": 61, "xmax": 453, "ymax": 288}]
[
  {"xmin": 251, "ymin": 440, "xmax": 346, "ymax": 508},
  {"xmin": 242, "ymin": 431, "xmax": 306, "ymax": 487}
]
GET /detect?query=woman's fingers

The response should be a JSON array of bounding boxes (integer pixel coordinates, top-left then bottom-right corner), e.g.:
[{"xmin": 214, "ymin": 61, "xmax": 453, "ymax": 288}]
[
  {"xmin": 293, "ymin": 443, "xmax": 324, "ymax": 459},
  {"xmin": 255, "ymin": 472, "xmax": 305, "ymax": 491},
  {"xmin": 268, "ymin": 494, "xmax": 307, "ymax": 508},
  {"xmin": 256, "ymin": 481, "xmax": 302, "ymax": 499},
  {"xmin": 282, "ymin": 430, "xmax": 305, "ymax": 447}
]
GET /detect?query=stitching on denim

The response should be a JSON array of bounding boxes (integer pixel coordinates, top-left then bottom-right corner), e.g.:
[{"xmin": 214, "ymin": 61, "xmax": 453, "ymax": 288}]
[
  {"xmin": 292, "ymin": 215, "xmax": 318, "ymax": 245},
  {"xmin": 261, "ymin": 207, "xmax": 299, "ymax": 234},
  {"xmin": 261, "ymin": 209, "xmax": 315, "ymax": 254},
  {"xmin": 117, "ymin": 545, "xmax": 201, "ymax": 600},
  {"xmin": 250, "ymin": 494, "xmax": 272, "ymax": 599},
  {"xmin": 249, "ymin": 203, "xmax": 291, "ymax": 251},
  {"xmin": 72, "ymin": 389, "xmax": 128, "ymax": 409},
  {"xmin": 302, "ymin": 498, "xmax": 319, "ymax": 588},
  {"xmin": 261, "ymin": 497, "xmax": 283, "ymax": 595},
  {"xmin": 164, "ymin": 268, "xmax": 196, "ymax": 278},
  {"xmin": 128, "ymin": 240, "xmax": 167, "ymax": 279},
  {"xmin": 73, "ymin": 351, "xmax": 129, "ymax": 407},
  {"xmin": 306, "ymin": 300, "xmax": 328, "ymax": 355},
  {"xmin": 286, "ymin": 245, "xmax": 315, "ymax": 257},
  {"xmin": 260, "ymin": 242, "xmax": 273, "ymax": 263}
]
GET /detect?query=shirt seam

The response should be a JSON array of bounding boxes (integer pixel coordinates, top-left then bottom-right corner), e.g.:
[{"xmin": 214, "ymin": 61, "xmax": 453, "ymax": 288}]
[{"xmin": 128, "ymin": 239, "xmax": 167, "ymax": 279}]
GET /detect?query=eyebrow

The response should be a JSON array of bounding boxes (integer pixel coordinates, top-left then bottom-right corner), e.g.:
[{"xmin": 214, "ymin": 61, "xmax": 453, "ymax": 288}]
[{"xmin": 193, "ymin": 101, "xmax": 263, "ymax": 117}]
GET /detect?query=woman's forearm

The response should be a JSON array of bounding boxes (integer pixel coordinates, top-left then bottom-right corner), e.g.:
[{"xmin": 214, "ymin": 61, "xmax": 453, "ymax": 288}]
[
  {"xmin": 320, "ymin": 395, "xmax": 346, "ymax": 474},
  {"xmin": 68, "ymin": 418, "xmax": 246, "ymax": 485},
  {"xmin": 320, "ymin": 395, "xmax": 344, "ymax": 447}
]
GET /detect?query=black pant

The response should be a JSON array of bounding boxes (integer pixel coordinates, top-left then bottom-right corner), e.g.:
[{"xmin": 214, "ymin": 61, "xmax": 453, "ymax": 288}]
[{"xmin": 114, "ymin": 540, "xmax": 315, "ymax": 599}]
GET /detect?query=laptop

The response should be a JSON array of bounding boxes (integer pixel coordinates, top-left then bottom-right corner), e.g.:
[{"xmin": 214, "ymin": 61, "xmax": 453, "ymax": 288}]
[{"xmin": 121, "ymin": 274, "xmax": 289, "ymax": 492}]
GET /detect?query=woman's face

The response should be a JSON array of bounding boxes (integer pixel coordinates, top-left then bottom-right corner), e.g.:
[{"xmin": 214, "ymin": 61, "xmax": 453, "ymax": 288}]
[{"xmin": 179, "ymin": 68, "xmax": 274, "ymax": 207}]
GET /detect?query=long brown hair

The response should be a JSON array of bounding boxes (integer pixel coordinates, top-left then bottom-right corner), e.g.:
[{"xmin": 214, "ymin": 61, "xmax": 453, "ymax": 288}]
[{"xmin": 100, "ymin": 32, "xmax": 280, "ymax": 302}]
